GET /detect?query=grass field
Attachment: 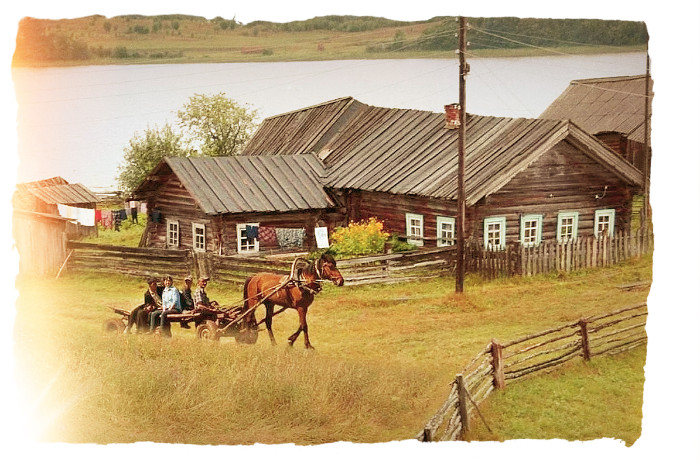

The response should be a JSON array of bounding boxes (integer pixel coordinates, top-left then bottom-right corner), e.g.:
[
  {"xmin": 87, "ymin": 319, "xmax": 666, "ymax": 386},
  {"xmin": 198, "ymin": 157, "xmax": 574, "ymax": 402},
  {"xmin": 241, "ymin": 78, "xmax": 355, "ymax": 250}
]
[
  {"xmin": 14, "ymin": 15, "xmax": 646, "ymax": 67},
  {"xmin": 12, "ymin": 254, "xmax": 651, "ymax": 445}
]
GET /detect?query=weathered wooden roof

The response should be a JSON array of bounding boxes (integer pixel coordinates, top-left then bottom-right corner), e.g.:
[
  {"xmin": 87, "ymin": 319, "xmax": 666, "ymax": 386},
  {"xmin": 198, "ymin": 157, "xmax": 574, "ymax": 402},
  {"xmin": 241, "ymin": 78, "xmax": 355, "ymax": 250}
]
[
  {"xmin": 540, "ymin": 75, "xmax": 652, "ymax": 143},
  {"xmin": 16, "ymin": 181, "xmax": 99, "ymax": 205},
  {"xmin": 321, "ymin": 110, "xmax": 643, "ymax": 205},
  {"xmin": 241, "ymin": 96, "xmax": 367, "ymax": 156},
  {"xmin": 136, "ymin": 155, "xmax": 335, "ymax": 215}
]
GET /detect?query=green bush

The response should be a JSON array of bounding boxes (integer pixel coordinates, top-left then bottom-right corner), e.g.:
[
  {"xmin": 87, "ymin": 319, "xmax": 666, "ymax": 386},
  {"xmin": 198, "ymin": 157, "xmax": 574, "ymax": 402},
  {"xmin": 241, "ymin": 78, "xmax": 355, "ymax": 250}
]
[{"xmin": 388, "ymin": 233, "xmax": 417, "ymax": 253}]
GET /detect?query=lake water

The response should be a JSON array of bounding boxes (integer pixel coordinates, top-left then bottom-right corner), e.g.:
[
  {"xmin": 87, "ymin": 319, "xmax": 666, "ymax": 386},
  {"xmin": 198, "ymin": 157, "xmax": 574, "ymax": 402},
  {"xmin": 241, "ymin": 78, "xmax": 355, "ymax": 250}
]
[{"xmin": 12, "ymin": 53, "xmax": 647, "ymax": 191}]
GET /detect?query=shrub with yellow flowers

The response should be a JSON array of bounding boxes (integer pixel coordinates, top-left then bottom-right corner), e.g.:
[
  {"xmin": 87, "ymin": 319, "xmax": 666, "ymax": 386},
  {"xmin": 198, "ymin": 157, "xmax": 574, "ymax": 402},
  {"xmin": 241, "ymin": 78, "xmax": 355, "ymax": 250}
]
[{"xmin": 329, "ymin": 217, "xmax": 389, "ymax": 257}]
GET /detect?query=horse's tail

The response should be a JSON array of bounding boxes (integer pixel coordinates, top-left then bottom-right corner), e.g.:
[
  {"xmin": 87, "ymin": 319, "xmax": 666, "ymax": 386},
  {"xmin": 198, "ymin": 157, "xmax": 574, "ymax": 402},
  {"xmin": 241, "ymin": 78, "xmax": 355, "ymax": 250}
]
[{"xmin": 243, "ymin": 275, "xmax": 253, "ymax": 310}]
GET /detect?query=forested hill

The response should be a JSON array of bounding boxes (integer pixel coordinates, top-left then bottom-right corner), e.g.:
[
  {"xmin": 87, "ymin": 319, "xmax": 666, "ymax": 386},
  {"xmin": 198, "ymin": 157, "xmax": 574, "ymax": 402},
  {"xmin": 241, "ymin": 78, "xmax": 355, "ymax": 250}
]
[{"xmin": 12, "ymin": 14, "xmax": 648, "ymax": 67}]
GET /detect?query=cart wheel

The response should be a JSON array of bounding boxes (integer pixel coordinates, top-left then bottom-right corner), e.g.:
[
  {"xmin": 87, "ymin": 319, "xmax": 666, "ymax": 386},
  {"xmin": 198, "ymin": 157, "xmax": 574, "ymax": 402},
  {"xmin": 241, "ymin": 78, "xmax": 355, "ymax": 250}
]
[
  {"xmin": 196, "ymin": 320, "xmax": 220, "ymax": 341},
  {"xmin": 104, "ymin": 318, "xmax": 126, "ymax": 334},
  {"xmin": 234, "ymin": 322, "xmax": 259, "ymax": 344}
]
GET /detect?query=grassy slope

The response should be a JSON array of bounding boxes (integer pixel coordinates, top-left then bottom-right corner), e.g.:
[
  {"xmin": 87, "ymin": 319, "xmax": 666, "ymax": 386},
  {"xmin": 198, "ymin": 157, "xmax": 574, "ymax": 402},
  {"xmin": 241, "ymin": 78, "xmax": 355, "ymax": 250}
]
[
  {"xmin": 13, "ymin": 255, "xmax": 651, "ymax": 445},
  {"xmin": 13, "ymin": 16, "xmax": 645, "ymax": 67}
]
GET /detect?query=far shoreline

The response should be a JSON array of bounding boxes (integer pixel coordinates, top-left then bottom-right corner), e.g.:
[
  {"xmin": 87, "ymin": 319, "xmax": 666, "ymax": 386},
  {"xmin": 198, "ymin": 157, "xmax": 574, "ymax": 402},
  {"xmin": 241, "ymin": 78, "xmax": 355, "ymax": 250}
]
[{"xmin": 11, "ymin": 45, "xmax": 646, "ymax": 69}]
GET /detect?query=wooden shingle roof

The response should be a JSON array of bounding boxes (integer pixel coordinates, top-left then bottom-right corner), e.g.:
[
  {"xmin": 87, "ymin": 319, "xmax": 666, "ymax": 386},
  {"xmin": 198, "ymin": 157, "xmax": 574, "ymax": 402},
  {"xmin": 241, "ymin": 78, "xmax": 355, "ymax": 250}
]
[
  {"xmin": 15, "ymin": 178, "xmax": 99, "ymax": 206},
  {"xmin": 241, "ymin": 96, "xmax": 367, "ymax": 156},
  {"xmin": 539, "ymin": 75, "xmax": 652, "ymax": 143},
  {"xmin": 136, "ymin": 155, "xmax": 335, "ymax": 215},
  {"xmin": 322, "ymin": 111, "xmax": 643, "ymax": 205}
]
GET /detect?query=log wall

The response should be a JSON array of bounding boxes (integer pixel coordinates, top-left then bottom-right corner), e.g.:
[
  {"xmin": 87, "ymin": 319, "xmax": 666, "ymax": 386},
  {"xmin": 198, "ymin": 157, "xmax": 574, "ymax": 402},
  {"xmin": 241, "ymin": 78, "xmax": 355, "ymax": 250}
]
[{"xmin": 473, "ymin": 140, "xmax": 637, "ymax": 245}]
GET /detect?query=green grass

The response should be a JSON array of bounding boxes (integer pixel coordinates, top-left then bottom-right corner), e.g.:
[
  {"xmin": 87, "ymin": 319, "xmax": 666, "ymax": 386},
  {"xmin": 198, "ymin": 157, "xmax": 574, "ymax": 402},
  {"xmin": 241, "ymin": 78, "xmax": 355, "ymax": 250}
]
[
  {"xmin": 80, "ymin": 213, "xmax": 146, "ymax": 246},
  {"xmin": 466, "ymin": 346, "xmax": 645, "ymax": 445},
  {"xmin": 12, "ymin": 254, "xmax": 651, "ymax": 444}
]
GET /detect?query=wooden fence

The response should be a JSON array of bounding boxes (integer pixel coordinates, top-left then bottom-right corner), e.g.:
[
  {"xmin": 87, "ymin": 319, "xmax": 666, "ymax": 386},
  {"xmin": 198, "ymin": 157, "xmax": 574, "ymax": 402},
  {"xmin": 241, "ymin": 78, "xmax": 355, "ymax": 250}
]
[
  {"xmin": 66, "ymin": 241, "xmax": 196, "ymax": 279},
  {"xmin": 417, "ymin": 302, "xmax": 648, "ymax": 442},
  {"xmin": 63, "ymin": 241, "xmax": 454, "ymax": 285},
  {"xmin": 64, "ymin": 228, "xmax": 651, "ymax": 283},
  {"xmin": 463, "ymin": 228, "xmax": 653, "ymax": 279}
]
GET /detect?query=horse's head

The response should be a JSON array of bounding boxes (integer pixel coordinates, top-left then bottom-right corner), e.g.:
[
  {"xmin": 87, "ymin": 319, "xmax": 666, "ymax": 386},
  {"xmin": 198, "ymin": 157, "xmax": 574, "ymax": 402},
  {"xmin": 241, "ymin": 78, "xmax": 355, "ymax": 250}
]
[{"xmin": 315, "ymin": 252, "xmax": 344, "ymax": 287}]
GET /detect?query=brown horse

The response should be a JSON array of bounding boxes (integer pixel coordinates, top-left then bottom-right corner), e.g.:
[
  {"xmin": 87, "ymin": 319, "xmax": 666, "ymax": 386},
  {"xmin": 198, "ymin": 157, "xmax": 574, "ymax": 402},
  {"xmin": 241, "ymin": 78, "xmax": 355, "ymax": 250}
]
[{"xmin": 242, "ymin": 253, "xmax": 344, "ymax": 349}]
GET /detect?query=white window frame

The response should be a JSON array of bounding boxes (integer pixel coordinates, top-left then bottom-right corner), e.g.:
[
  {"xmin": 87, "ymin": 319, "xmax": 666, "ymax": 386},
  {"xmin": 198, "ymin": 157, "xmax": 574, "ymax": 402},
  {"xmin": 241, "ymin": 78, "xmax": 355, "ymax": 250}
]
[
  {"xmin": 557, "ymin": 212, "xmax": 579, "ymax": 243},
  {"xmin": 405, "ymin": 213, "xmax": 424, "ymax": 246},
  {"xmin": 236, "ymin": 223, "xmax": 260, "ymax": 254},
  {"xmin": 166, "ymin": 219, "xmax": 179, "ymax": 248},
  {"xmin": 192, "ymin": 223, "xmax": 206, "ymax": 252},
  {"xmin": 594, "ymin": 209, "xmax": 615, "ymax": 238},
  {"xmin": 483, "ymin": 216, "xmax": 506, "ymax": 250},
  {"xmin": 520, "ymin": 214, "xmax": 543, "ymax": 247},
  {"xmin": 436, "ymin": 216, "xmax": 456, "ymax": 247}
]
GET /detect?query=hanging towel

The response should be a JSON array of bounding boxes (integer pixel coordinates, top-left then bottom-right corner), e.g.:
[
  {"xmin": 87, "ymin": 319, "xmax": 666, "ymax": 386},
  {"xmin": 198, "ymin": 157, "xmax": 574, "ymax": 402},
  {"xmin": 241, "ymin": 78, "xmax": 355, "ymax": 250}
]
[{"xmin": 246, "ymin": 225, "xmax": 259, "ymax": 240}]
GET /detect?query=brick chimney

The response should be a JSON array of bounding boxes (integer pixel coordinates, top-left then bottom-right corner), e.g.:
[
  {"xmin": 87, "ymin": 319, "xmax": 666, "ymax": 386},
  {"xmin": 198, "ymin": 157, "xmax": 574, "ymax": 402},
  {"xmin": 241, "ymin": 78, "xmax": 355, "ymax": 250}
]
[{"xmin": 444, "ymin": 104, "xmax": 460, "ymax": 129}]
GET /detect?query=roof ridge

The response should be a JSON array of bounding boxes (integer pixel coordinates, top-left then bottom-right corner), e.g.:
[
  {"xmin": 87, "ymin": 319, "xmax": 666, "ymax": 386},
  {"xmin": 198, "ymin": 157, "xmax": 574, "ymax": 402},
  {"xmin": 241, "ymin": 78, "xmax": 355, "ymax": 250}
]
[
  {"xmin": 570, "ymin": 74, "xmax": 647, "ymax": 85},
  {"xmin": 264, "ymin": 96, "xmax": 357, "ymax": 120}
]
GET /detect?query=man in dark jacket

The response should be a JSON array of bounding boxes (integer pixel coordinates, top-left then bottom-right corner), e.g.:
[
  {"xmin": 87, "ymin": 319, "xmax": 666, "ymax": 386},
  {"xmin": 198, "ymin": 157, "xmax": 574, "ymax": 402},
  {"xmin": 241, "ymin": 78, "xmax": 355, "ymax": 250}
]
[
  {"xmin": 179, "ymin": 275, "xmax": 194, "ymax": 329},
  {"xmin": 124, "ymin": 277, "xmax": 163, "ymax": 334}
]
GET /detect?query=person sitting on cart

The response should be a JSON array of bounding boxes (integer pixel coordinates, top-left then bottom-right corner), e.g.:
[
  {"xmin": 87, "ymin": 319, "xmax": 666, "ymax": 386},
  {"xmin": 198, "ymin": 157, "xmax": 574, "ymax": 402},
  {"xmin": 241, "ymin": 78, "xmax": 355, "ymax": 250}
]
[
  {"xmin": 193, "ymin": 275, "xmax": 219, "ymax": 312},
  {"xmin": 179, "ymin": 275, "xmax": 195, "ymax": 329},
  {"xmin": 125, "ymin": 277, "xmax": 163, "ymax": 334},
  {"xmin": 149, "ymin": 275, "xmax": 181, "ymax": 334}
]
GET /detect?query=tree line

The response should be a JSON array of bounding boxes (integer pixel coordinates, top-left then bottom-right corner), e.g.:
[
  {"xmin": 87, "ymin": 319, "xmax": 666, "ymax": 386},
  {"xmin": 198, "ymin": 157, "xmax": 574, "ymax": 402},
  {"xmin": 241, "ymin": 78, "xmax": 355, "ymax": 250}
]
[
  {"xmin": 12, "ymin": 15, "xmax": 648, "ymax": 65},
  {"xmin": 406, "ymin": 17, "xmax": 648, "ymax": 51}
]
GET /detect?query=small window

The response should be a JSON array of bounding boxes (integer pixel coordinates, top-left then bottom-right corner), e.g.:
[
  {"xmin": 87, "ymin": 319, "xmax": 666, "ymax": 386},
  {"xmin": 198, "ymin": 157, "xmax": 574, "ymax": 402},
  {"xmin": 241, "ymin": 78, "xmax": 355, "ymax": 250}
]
[
  {"xmin": 436, "ymin": 216, "xmax": 456, "ymax": 247},
  {"xmin": 166, "ymin": 220, "xmax": 179, "ymax": 248},
  {"xmin": 557, "ymin": 212, "xmax": 579, "ymax": 243},
  {"xmin": 192, "ymin": 223, "xmax": 206, "ymax": 252},
  {"xmin": 405, "ymin": 213, "xmax": 424, "ymax": 246},
  {"xmin": 237, "ymin": 223, "xmax": 260, "ymax": 253},
  {"xmin": 520, "ymin": 214, "xmax": 543, "ymax": 247},
  {"xmin": 594, "ymin": 209, "xmax": 615, "ymax": 238},
  {"xmin": 483, "ymin": 216, "xmax": 506, "ymax": 250}
]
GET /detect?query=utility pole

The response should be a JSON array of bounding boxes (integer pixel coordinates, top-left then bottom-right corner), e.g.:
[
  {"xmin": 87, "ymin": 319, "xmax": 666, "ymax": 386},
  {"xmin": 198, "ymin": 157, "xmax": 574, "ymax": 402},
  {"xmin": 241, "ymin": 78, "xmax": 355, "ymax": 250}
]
[
  {"xmin": 455, "ymin": 16, "xmax": 468, "ymax": 293},
  {"xmin": 641, "ymin": 51, "xmax": 651, "ymax": 234}
]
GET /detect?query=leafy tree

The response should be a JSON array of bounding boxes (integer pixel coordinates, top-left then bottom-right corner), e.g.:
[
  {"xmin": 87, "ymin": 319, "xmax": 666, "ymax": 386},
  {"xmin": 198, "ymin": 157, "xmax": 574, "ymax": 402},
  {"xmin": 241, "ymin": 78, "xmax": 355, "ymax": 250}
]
[
  {"xmin": 117, "ymin": 123, "xmax": 187, "ymax": 193},
  {"xmin": 177, "ymin": 92, "xmax": 258, "ymax": 157}
]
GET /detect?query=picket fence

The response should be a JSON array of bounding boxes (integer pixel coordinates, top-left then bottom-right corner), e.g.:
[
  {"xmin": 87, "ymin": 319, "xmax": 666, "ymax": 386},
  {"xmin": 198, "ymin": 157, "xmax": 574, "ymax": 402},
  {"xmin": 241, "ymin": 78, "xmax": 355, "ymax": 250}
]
[{"xmin": 417, "ymin": 303, "xmax": 648, "ymax": 442}]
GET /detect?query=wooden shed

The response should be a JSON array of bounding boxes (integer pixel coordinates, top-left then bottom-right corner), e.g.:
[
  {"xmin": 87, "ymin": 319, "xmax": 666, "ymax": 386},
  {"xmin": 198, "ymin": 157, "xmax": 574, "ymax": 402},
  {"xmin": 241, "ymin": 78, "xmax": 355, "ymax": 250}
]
[
  {"xmin": 130, "ymin": 155, "xmax": 342, "ymax": 255},
  {"xmin": 12, "ymin": 209, "xmax": 71, "ymax": 276},
  {"xmin": 244, "ymin": 97, "xmax": 644, "ymax": 250},
  {"xmin": 13, "ymin": 176, "xmax": 100, "ymax": 239}
]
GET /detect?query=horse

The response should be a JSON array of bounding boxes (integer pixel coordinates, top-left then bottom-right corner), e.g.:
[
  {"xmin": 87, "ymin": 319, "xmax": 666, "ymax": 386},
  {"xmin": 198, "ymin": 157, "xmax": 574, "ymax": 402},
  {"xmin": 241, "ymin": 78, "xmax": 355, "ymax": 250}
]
[{"xmin": 242, "ymin": 252, "xmax": 344, "ymax": 349}]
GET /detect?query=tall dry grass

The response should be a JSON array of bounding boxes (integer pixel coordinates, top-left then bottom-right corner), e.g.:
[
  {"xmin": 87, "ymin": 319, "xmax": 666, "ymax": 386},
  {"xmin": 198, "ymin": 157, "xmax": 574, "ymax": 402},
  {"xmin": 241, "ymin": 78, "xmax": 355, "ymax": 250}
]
[{"xmin": 12, "ymin": 255, "xmax": 651, "ymax": 444}]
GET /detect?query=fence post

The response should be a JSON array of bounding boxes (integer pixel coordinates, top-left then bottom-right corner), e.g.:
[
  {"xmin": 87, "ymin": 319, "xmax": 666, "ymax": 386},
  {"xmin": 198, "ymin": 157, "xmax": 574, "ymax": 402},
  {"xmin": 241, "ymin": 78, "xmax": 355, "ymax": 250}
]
[
  {"xmin": 423, "ymin": 426, "xmax": 433, "ymax": 442},
  {"xmin": 456, "ymin": 373, "xmax": 470, "ymax": 438},
  {"xmin": 491, "ymin": 339, "xmax": 506, "ymax": 390},
  {"xmin": 579, "ymin": 319, "xmax": 591, "ymax": 361}
]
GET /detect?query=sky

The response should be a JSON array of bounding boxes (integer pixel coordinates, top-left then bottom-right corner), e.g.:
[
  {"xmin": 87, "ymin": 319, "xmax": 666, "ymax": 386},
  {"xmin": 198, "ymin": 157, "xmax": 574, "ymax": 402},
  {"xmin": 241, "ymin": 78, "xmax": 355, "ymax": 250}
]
[{"xmin": 1, "ymin": 1, "xmax": 699, "ymax": 461}]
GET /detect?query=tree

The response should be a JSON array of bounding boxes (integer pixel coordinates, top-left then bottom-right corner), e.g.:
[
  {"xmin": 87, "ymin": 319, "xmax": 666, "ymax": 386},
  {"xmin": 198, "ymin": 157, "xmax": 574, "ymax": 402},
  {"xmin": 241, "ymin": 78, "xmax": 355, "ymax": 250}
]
[
  {"xmin": 117, "ymin": 123, "xmax": 187, "ymax": 193},
  {"xmin": 177, "ymin": 92, "xmax": 258, "ymax": 157}
]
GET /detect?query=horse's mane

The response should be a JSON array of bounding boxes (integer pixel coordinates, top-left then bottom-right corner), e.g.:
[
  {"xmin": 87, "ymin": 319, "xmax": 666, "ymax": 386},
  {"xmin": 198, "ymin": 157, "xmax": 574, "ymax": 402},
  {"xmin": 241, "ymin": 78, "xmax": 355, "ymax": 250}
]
[{"xmin": 319, "ymin": 252, "xmax": 336, "ymax": 265}]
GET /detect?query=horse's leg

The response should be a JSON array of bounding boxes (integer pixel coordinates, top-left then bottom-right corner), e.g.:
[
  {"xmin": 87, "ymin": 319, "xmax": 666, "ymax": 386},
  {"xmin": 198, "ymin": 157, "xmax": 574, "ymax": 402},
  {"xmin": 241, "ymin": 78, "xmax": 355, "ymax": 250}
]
[
  {"xmin": 264, "ymin": 301, "xmax": 277, "ymax": 346},
  {"xmin": 288, "ymin": 307, "xmax": 313, "ymax": 349}
]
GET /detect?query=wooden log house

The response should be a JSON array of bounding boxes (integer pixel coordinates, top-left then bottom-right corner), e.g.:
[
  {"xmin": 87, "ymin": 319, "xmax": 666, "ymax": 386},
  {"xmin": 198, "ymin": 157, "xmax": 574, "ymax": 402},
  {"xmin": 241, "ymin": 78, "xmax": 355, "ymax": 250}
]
[
  {"xmin": 540, "ymin": 75, "xmax": 652, "ymax": 175},
  {"xmin": 244, "ymin": 97, "xmax": 643, "ymax": 250},
  {"xmin": 131, "ymin": 154, "xmax": 343, "ymax": 255},
  {"xmin": 132, "ymin": 95, "xmax": 644, "ymax": 255}
]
